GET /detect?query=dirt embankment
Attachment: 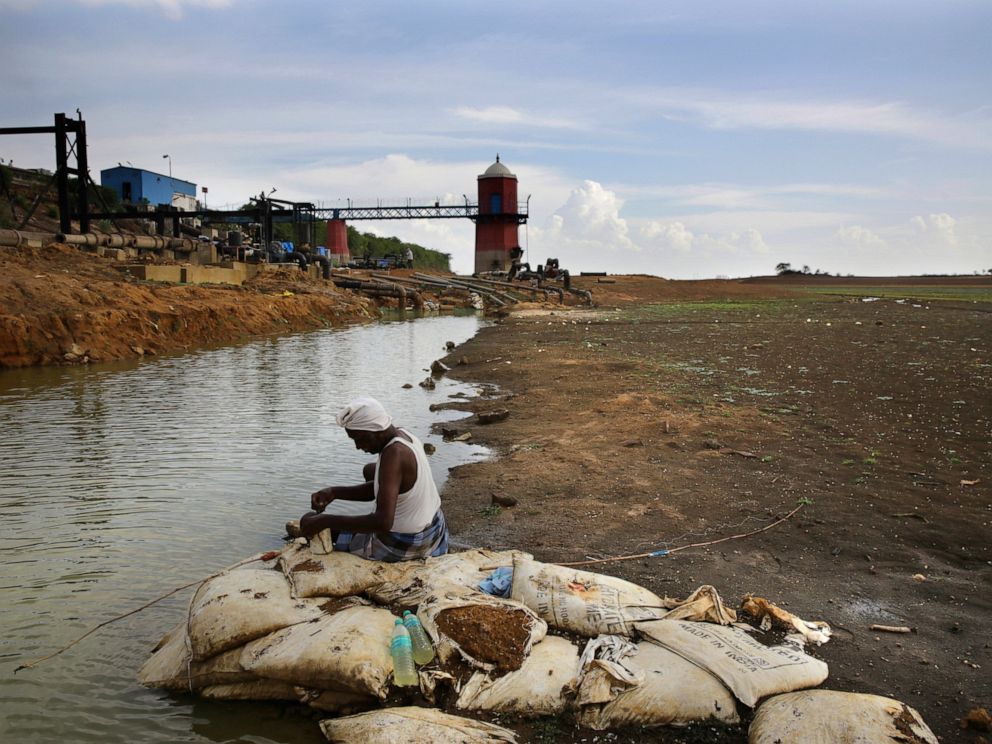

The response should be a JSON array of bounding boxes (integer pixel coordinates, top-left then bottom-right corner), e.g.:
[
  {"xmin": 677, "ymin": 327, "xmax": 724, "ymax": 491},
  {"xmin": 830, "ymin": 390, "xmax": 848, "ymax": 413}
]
[
  {"xmin": 435, "ymin": 275, "xmax": 990, "ymax": 742},
  {"xmin": 0, "ymin": 243, "xmax": 385, "ymax": 368}
]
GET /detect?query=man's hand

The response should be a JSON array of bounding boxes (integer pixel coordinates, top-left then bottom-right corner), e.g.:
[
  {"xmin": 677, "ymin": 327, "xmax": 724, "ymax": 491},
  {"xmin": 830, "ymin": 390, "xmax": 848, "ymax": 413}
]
[{"xmin": 311, "ymin": 487, "xmax": 336, "ymax": 513}]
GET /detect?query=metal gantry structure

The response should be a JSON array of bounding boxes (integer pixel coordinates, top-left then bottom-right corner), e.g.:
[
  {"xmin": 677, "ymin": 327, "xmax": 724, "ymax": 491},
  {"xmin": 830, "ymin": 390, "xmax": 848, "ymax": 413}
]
[
  {"xmin": 0, "ymin": 112, "xmax": 528, "ymax": 245},
  {"xmin": 0, "ymin": 112, "xmax": 92, "ymax": 234}
]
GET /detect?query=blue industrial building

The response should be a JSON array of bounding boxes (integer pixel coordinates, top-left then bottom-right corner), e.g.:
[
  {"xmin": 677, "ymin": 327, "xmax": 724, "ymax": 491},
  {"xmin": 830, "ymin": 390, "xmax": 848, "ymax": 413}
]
[{"xmin": 100, "ymin": 166, "xmax": 196, "ymax": 207}]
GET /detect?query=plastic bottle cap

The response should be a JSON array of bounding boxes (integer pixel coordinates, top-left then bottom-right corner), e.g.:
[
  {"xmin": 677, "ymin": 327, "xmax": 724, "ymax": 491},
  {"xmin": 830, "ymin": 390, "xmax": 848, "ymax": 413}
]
[
  {"xmin": 394, "ymin": 618, "xmax": 403, "ymax": 625},
  {"xmin": 403, "ymin": 610, "xmax": 411, "ymax": 616}
]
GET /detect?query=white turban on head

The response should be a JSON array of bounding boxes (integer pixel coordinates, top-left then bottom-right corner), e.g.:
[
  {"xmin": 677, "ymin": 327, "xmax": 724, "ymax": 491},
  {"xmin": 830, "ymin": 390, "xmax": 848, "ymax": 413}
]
[{"xmin": 336, "ymin": 396, "xmax": 393, "ymax": 432}]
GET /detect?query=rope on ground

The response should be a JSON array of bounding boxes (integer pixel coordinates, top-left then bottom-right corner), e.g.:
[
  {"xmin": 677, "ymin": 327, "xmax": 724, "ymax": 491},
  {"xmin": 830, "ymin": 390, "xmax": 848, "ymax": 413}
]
[
  {"xmin": 14, "ymin": 550, "xmax": 278, "ymax": 673},
  {"xmin": 556, "ymin": 504, "xmax": 804, "ymax": 568}
]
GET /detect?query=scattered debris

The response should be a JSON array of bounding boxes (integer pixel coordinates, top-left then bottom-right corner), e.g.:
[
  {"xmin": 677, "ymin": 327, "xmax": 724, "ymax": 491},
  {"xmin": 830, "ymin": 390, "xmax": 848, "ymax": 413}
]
[
  {"xmin": 891, "ymin": 512, "xmax": 928, "ymax": 523},
  {"xmin": 961, "ymin": 707, "xmax": 992, "ymax": 732},
  {"xmin": 718, "ymin": 447, "xmax": 758, "ymax": 458},
  {"xmin": 740, "ymin": 595, "xmax": 832, "ymax": 645},
  {"xmin": 419, "ymin": 377, "xmax": 436, "ymax": 390},
  {"xmin": 477, "ymin": 409, "xmax": 509, "ymax": 425},
  {"xmin": 869, "ymin": 624, "xmax": 913, "ymax": 634}
]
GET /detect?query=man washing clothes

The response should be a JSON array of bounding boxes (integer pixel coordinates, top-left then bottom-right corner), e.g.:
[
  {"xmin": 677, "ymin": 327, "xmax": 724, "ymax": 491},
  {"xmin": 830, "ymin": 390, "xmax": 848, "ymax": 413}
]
[{"xmin": 299, "ymin": 396, "xmax": 449, "ymax": 561}]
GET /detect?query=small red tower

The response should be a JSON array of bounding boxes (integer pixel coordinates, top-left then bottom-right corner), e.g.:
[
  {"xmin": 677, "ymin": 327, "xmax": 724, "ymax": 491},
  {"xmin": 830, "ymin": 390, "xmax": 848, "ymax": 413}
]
[{"xmin": 474, "ymin": 155, "xmax": 520, "ymax": 274}]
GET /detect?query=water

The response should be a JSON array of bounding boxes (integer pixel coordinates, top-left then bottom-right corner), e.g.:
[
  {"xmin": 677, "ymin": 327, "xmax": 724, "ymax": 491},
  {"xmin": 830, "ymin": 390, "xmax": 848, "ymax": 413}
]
[{"xmin": 0, "ymin": 314, "xmax": 488, "ymax": 743}]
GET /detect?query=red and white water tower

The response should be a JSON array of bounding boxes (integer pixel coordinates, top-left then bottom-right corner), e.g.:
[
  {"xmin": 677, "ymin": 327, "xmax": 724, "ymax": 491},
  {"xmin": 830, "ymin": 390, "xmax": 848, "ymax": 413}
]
[{"xmin": 474, "ymin": 155, "xmax": 521, "ymax": 274}]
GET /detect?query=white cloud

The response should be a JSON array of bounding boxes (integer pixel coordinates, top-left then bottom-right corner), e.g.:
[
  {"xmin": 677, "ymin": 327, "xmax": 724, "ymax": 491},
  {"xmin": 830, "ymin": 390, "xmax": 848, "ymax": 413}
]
[
  {"xmin": 910, "ymin": 212, "xmax": 958, "ymax": 245},
  {"xmin": 451, "ymin": 105, "xmax": 582, "ymax": 130},
  {"xmin": 835, "ymin": 224, "xmax": 886, "ymax": 249},
  {"xmin": 75, "ymin": 0, "xmax": 234, "ymax": 20},
  {"xmin": 548, "ymin": 181, "xmax": 634, "ymax": 249},
  {"xmin": 620, "ymin": 87, "xmax": 992, "ymax": 151},
  {"xmin": 640, "ymin": 221, "xmax": 694, "ymax": 252}
]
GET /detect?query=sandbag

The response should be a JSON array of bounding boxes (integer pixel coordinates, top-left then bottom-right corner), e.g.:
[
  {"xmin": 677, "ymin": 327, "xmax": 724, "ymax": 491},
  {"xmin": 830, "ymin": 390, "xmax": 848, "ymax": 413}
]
[
  {"xmin": 455, "ymin": 635, "xmax": 579, "ymax": 716},
  {"xmin": 369, "ymin": 548, "xmax": 532, "ymax": 606},
  {"xmin": 298, "ymin": 687, "xmax": 380, "ymax": 715},
  {"xmin": 138, "ymin": 623, "xmax": 190, "ymax": 690},
  {"xmin": 418, "ymin": 590, "xmax": 547, "ymax": 673},
  {"xmin": 636, "ymin": 619, "xmax": 828, "ymax": 707},
  {"xmin": 199, "ymin": 680, "xmax": 300, "ymax": 701},
  {"xmin": 320, "ymin": 706, "xmax": 518, "ymax": 743},
  {"xmin": 576, "ymin": 635, "xmax": 739, "ymax": 729},
  {"xmin": 749, "ymin": 690, "xmax": 938, "ymax": 744},
  {"xmin": 510, "ymin": 557, "xmax": 666, "ymax": 636},
  {"xmin": 279, "ymin": 539, "xmax": 414, "ymax": 598},
  {"xmin": 240, "ymin": 604, "xmax": 396, "ymax": 699},
  {"xmin": 187, "ymin": 568, "xmax": 323, "ymax": 660},
  {"xmin": 139, "ymin": 622, "xmax": 293, "ymax": 692}
]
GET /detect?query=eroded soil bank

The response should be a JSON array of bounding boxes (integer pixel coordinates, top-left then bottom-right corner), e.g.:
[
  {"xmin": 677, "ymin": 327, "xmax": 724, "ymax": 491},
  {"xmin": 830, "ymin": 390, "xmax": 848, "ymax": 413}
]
[
  {"xmin": 0, "ymin": 243, "xmax": 388, "ymax": 368},
  {"xmin": 437, "ymin": 278, "xmax": 990, "ymax": 742}
]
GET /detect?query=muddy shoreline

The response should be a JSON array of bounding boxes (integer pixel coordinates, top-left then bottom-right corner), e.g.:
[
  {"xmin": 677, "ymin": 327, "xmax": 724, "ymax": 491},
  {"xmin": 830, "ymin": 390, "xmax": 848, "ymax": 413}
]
[{"xmin": 436, "ymin": 288, "xmax": 990, "ymax": 742}]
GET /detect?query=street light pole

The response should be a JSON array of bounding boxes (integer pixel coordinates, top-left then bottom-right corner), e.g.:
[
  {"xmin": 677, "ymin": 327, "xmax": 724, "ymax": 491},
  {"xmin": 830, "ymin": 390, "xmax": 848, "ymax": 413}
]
[{"xmin": 162, "ymin": 154, "xmax": 172, "ymax": 206}]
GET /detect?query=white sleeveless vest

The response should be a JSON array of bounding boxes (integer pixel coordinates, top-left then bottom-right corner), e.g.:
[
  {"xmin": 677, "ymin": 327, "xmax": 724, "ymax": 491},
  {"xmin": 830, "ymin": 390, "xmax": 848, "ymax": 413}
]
[{"xmin": 373, "ymin": 429, "xmax": 441, "ymax": 533}]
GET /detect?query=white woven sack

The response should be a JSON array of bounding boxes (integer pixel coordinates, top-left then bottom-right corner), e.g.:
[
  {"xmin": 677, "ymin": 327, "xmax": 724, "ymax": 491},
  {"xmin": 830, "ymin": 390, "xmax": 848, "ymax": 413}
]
[
  {"xmin": 510, "ymin": 557, "xmax": 666, "ymax": 636},
  {"xmin": 320, "ymin": 706, "xmax": 518, "ymax": 744},
  {"xmin": 455, "ymin": 636, "xmax": 579, "ymax": 716},
  {"xmin": 636, "ymin": 619, "xmax": 828, "ymax": 707},
  {"xmin": 417, "ymin": 590, "xmax": 547, "ymax": 672},
  {"xmin": 576, "ymin": 636, "xmax": 739, "ymax": 729},
  {"xmin": 240, "ymin": 604, "xmax": 396, "ymax": 699},
  {"xmin": 749, "ymin": 690, "xmax": 938, "ymax": 744},
  {"xmin": 187, "ymin": 568, "xmax": 322, "ymax": 660}
]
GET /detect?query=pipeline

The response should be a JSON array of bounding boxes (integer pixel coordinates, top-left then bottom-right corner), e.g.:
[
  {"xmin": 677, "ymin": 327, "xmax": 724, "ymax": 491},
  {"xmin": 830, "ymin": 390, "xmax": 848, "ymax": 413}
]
[
  {"xmin": 1, "ymin": 229, "xmax": 50, "ymax": 248},
  {"xmin": 462, "ymin": 274, "xmax": 563, "ymax": 302},
  {"xmin": 332, "ymin": 276, "xmax": 422, "ymax": 308},
  {"xmin": 567, "ymin": 286, "xmax": 594, "ymax": 304},
  {"xmin": 314, "ymin": 254, "xmax": 331, "ymax": 280},
  {"xmin": 56, "ymin": 232, "xmax": 104, "ymax": 247},
  {"xmin": 411, "ymin": 273, "xmax": 509, "ymax": 307}
]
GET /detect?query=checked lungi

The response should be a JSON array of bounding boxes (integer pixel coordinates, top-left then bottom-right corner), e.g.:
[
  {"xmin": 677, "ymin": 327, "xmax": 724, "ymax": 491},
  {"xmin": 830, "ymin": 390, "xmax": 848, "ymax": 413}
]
[{"xmin": 332, "ymin": 508, "xmax": 449, "ymax": 562}]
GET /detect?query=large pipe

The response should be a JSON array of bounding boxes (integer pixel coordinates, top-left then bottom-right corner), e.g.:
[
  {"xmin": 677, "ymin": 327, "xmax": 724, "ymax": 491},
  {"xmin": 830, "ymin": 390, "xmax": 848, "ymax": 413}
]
[
  {"xmin": 56, "ymin": 232, "xmax": 103, "ymax": 246},
  {"xmin": 459, "ymin": 274, "xmax": 562, "ymax": 301},
  {"xmin": 0, "ymin": 228, "xmax": 24, "ymax": 247},
  {"xmin": 314, "ymin": 254, "xmax": 331, "ymax": 280},
  {"xmin": 1, "ymin": 229, "xmax": 52, "ymax": 247},
  {"xmin": 168, "ymin": 237, "xmax": 194, "ymax": 251}
]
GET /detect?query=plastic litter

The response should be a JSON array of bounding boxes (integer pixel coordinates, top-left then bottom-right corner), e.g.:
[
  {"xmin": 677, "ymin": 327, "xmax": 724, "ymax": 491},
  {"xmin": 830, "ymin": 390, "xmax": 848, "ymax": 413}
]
[
  {"xmin": 403, "ymin": 610, "xmax": 436, "ymax": 665},
  {"xmin": 390, "ymin": 619, "xmax": 418, "ymax": 687},
  {"xmin": 478, "ymin": 566, "xmax": 513, "ymax": 597}
]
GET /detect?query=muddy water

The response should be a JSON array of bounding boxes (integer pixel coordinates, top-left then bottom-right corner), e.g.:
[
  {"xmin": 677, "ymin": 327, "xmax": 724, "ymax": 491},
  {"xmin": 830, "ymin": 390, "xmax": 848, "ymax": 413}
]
[{"xmin": 0, "ymin": 314, "xmax": 487, "ymax": 743}]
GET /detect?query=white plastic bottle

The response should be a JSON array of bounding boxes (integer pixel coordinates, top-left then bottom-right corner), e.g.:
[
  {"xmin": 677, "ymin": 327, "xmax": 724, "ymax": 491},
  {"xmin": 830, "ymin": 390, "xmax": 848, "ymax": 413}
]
[
  {"xmin": 403, "ymin": 610, "xmax": 436, "ymax": 665},
  {"xmin": 390, "ymin": 618, "xmax": 418, "ymax": 686}
]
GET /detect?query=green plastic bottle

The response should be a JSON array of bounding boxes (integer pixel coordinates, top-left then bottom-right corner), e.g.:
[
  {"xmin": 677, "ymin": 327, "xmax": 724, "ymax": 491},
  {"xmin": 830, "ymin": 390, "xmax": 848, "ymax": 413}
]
[
  {"xmin": 403, "ymin": 610, "xmax": 436, "ymax": 665},
  {"xmin": 390, "ymin": 618, "xmax": 418, "ymax": 686}
]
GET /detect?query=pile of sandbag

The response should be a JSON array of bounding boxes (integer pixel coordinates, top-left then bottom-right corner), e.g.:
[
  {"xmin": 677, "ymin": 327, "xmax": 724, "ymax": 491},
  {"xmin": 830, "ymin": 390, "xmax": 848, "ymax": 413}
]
[{"xmin": 139, "ymin": 542, "xmax": 939, "ymax": 743}]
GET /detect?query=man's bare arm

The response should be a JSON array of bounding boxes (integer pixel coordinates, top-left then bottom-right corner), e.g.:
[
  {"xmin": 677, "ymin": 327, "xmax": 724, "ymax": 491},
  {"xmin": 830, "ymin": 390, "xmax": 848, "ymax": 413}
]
[{"xmin": 310, "ymin": 481, "xmax": 375, "ymax": 512}]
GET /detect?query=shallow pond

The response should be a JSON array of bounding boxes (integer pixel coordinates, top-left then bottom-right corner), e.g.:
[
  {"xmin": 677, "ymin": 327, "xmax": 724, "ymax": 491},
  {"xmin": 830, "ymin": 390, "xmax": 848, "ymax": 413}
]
[{"xmin": 0, "ymin": 314, "xmax": 487, "ymax": 743}]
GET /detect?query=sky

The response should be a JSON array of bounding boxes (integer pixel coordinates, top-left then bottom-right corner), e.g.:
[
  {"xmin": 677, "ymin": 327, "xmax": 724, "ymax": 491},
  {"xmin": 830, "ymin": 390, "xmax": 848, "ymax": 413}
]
[{"xmin": 1, "ymin": 0, "xmax": 990, "ymax": 278}]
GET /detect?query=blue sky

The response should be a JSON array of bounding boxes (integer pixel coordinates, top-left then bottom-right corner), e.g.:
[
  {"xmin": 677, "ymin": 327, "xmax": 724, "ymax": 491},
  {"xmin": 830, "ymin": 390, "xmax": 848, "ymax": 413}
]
[{"xmin": 1, "ymin": 0, "xmax": 989, "ymax": 277}]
